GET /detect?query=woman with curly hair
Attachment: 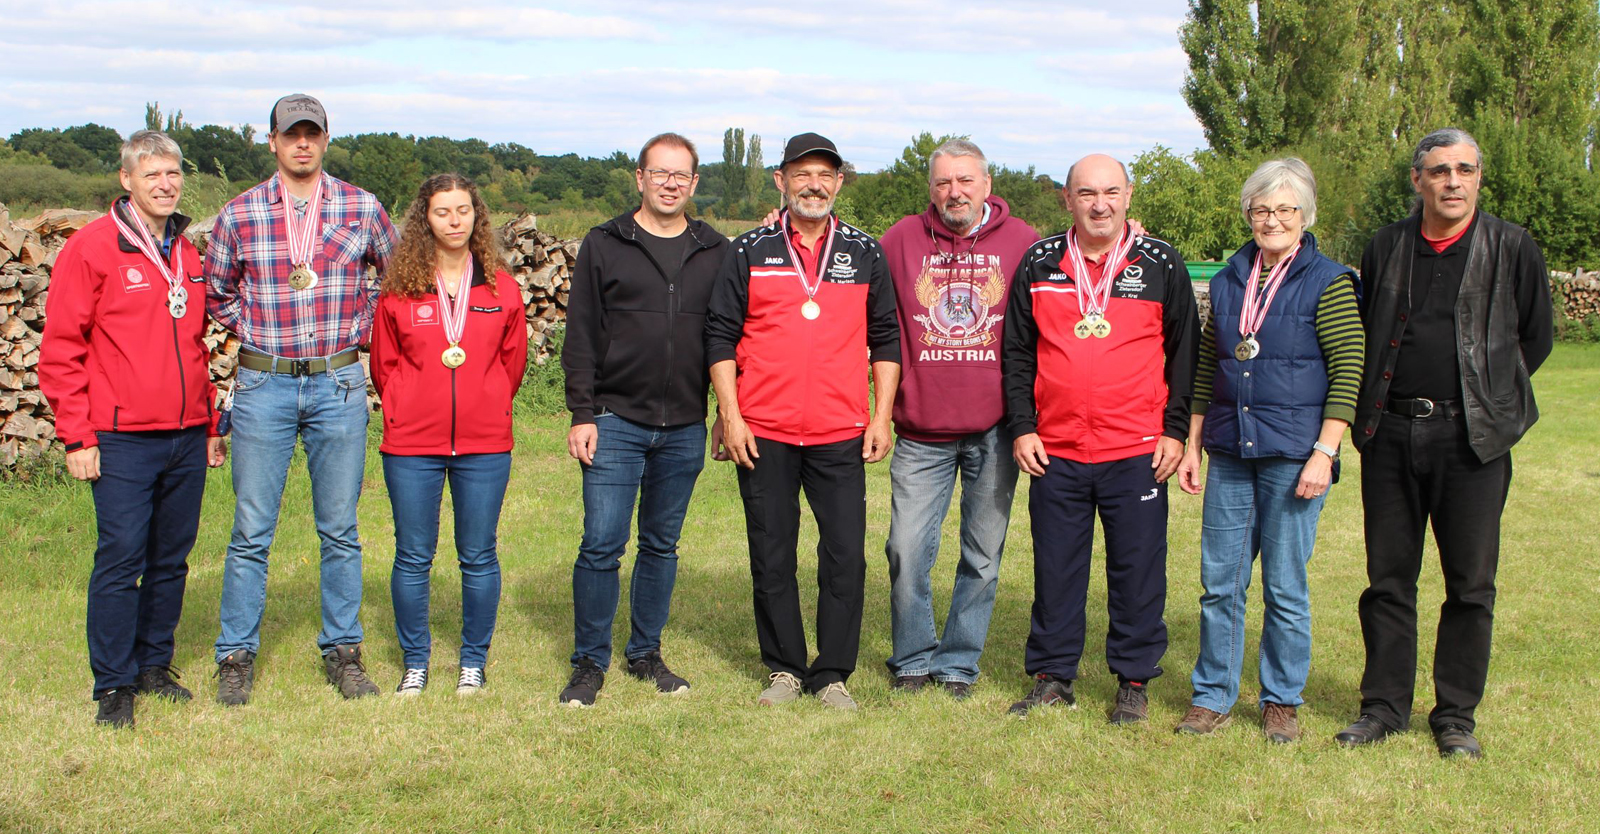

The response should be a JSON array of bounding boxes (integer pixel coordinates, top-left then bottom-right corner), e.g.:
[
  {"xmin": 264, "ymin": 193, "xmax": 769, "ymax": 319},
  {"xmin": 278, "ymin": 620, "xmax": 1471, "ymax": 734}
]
[{"xmin": 370, "ymin": 173, "xmax": 528, "ymax": 695}]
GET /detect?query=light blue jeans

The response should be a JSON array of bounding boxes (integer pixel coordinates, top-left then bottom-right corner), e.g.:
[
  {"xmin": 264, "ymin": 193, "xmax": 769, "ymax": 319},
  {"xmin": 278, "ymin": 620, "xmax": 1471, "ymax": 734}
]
[
  {"xmin": 215, "ymin": 360, "xmax": 370, "ymax": 660},
  {"xmin": 1190, "ymin": 452, "xmax": 1328, "ymax": 713},
  {"xmin": 884, "ymin": 425, "xmax": 1018, "ymax": 684}
]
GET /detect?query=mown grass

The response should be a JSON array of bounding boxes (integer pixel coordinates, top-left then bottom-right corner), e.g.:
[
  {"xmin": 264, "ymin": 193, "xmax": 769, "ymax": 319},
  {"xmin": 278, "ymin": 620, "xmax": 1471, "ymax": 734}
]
[{"xmin": 1, "ymin": 347, "xmax": 1597, "ymax": 832}]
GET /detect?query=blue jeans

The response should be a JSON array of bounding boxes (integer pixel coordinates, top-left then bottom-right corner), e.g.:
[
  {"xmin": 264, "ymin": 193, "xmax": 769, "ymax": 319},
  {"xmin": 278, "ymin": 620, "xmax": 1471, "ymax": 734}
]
[
  {"xmin": 1190, "ymin": 452, "xmax": 1328, "ymax": 713},
  {"xmin": 215, "ymin": 359, "xmax": 370, "ymax": 660},
  {"xmin": 884, "ymin": 426, "xmax": 1017, "ymax": 683},
  {"xmin": 383, "ymin": 452, "xmax": 510, "ymax": 669},
  {"xmin": 571, "ymin": 413, "xmax": 706, "ymax": 670}
]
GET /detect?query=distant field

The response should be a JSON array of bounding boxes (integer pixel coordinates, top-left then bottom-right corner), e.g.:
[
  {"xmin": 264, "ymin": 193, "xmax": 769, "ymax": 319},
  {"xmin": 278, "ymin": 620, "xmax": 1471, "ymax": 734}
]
[{"xmin": 1, "ymin": 346, "xmax": 1596, "ymax": 832}]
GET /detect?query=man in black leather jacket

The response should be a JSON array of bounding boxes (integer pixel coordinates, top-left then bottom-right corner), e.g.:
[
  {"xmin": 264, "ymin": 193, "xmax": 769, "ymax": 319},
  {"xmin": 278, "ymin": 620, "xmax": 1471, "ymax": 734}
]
[{"xmin": 1336, "ymin": 128, "xmax": 1553, "ymax": 759}]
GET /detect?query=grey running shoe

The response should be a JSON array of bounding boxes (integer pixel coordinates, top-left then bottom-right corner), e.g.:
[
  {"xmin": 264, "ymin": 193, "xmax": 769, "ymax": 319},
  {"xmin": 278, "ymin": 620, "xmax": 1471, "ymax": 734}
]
[
  {"xmin": 323, "ymin": 644, "xmax": 380, "ymax": 699},
  {"xmin": 215, "ymin": 650, "xmax": 255, "ymax": 707},
  {"xmin": 1008, "ymin": 674, "xmax": 1075, "ymax": 716},
  {"xmin": 1109, "ymin": 681, "xmax": 1149, "ymax": 725}
]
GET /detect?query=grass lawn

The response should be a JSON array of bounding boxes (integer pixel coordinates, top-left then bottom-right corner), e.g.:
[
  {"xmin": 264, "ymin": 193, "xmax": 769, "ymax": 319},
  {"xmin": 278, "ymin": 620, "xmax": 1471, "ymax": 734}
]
[{"xmin": 2, "ymin": 346, "xmax": 1598, "ymax": 832}]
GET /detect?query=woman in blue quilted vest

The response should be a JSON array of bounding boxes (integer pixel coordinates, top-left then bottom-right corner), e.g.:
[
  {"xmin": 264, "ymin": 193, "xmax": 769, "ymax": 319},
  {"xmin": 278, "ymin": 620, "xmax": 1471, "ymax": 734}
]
[{"xmin": 1173, "ymin": 158, "xmax": 1365, "ymax": 743}]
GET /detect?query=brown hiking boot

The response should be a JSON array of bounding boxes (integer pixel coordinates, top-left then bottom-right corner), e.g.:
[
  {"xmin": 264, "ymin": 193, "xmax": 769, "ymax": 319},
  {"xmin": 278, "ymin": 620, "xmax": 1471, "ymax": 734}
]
[
  {"xmin": 323, "ymin": 644, "xmax": 379, "ymax": 699},
  {"xmin": 1175, "ymin": 705, "xmax": 1232, "ymax": 735},
  {"xmin": 1262, "ymin": 702, "xmax": 1300, "ymax": 744}
]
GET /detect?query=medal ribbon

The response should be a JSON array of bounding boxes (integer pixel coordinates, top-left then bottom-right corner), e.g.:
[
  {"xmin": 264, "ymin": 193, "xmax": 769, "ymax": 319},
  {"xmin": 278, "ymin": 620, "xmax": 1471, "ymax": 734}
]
[
  {"xmin": 433, "ymin": 255, "xmax": 474, "ymax": 346},
  {"xmin": 1063, "ymin": 224, "xmax": 1136, "ymax": 321},
  {"xmin": 109, "ymin": 197, "xmax": 186, "ymax": 304},
  {"xmin": 276, "ymin": 172, "xmax": 324, "ymax": 268},
  {"xmin": 1238, "ymin": 241, "xmax": 1303, "ymax": 339},
  {"xmin": 780, "ymin": 210, "xmax": 837, "ymax": 301}
]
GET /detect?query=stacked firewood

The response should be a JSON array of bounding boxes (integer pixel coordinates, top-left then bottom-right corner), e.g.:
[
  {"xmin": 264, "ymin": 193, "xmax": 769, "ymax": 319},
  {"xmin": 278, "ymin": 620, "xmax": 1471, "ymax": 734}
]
[
  {"xmin": 496, "ymin": 213, "xmax": 576, "ymax": 359},
  {"xmin": 1552, "ymin": 269, "xmax": 1600, "ymax": 321}
]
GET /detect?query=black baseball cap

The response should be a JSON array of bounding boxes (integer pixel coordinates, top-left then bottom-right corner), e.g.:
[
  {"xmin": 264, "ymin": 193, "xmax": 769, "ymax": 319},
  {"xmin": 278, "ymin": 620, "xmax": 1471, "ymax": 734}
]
[
  {"xmin": 270, "ymin": 94, "xmax": 328, "ymax": 133},
  {"xmin": 781, "ymin": 132, "xmax": 843, "ymax": 168}
]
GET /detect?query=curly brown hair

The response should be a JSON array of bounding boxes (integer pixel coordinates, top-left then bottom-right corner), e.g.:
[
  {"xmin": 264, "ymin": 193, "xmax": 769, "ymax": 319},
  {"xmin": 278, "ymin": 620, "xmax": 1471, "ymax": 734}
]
[{"xmin": 384, "ymin": 173, "xmax": 503, "ymax": 299}]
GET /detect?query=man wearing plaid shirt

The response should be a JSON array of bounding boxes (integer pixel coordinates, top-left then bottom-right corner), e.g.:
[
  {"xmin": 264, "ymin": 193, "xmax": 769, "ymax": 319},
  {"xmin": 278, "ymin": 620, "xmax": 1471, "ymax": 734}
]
[{"xmin": 206, "ymin": 94, "xmax": 397, "ymax": 704}]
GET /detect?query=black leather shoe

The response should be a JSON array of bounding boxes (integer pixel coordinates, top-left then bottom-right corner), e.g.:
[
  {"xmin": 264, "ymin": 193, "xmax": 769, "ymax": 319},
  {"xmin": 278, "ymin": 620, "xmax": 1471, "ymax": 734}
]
[
  {"xmin": 1434, "ymin": 723, "xmax": 1482, "ymax": 759},
  {"xmin": 1334, "ymin": 714, "xmax": 1396, "ymax": 747}
]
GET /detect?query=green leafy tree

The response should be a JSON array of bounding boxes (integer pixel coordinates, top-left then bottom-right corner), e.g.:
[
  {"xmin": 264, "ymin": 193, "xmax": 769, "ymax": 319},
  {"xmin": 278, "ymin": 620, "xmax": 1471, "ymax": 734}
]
[
  {"xmin": 720, "ymin": 127, "xmax": 748, "ymax": 217},
  {"xmin": 347, "ymin": 133, "xmax": 423, "ymax": 214}
]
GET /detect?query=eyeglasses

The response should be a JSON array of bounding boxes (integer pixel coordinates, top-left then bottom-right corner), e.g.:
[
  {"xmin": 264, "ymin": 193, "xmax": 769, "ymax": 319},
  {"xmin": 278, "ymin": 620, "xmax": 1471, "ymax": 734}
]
[
  {"xmin": 1421, "ymin": 163, "xmax": 1479, "ymax": 179},
  {"xmin": 1248, "ymin": 205, "xmax": 1301, "ymax": 223},
  {"xmin": 643, "ymin": 169, "xmax": 694, "ymax": 187}
]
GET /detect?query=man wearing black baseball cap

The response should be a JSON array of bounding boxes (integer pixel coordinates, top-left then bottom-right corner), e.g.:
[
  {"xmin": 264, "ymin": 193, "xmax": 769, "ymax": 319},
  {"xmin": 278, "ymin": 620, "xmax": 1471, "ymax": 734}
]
[
  {"xmin": 705, "ymin": 132, "xmax": 901, "ymax": 710},
  {"xmin": 206, "ymin": 93, "xmax": 398, "ymax": 705}
]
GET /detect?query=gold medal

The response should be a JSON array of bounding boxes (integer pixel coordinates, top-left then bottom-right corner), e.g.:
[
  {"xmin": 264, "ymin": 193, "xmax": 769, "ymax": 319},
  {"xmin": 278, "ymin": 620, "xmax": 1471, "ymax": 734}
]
[
  {"xmin": 1091, "ymin": 318, "xmax": 1112, "ymax": 339},
  {"xmin": 1075, "ymin": 318, "xmax": 1094, "ymax": 339},
  {"xmin": 801, "ymin": 299, "xmax": 821, "ymax": 320},
  {"xmin": 441, "ymin": 344, "xmax": 467, "ymax": 368},
  {"xmin": 289, "ymin": 265, "xmax": 315, "ymax": 290},
  {"xmin": 1234, "ymin": 338, "xmax": 1260, "ymax": 361}
]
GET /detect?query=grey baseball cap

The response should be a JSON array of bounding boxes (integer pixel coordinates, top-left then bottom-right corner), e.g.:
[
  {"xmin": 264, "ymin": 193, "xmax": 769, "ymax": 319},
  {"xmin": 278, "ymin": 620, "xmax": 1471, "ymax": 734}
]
[{"xmin": 270, "ymin": 94, "xmax": 328, "ymax": 133}]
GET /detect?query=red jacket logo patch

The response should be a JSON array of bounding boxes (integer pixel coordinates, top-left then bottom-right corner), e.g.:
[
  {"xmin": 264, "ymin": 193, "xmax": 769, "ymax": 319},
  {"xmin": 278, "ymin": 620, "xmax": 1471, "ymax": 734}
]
[
  {"xmin": 120, "ymin": 264, "xmax": 152, "ymax": 292},
  {"xmin": 411, "ymin": 302, "xmax": 438, "ymax": 327}
]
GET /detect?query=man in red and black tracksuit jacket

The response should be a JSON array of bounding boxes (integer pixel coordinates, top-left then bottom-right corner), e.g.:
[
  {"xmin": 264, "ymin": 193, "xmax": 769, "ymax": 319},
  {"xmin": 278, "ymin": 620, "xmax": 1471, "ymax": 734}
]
[
  {"xmin": 705, "ymin": 133, "xmax": 901, "ymax": 710},
  {"xmin": 39, "ymin": 131, "xmax": 227, "ymax": 728},
  {"xmin": 1001, "ymin": 154, "xmax": 1198, "ymax": 723}
]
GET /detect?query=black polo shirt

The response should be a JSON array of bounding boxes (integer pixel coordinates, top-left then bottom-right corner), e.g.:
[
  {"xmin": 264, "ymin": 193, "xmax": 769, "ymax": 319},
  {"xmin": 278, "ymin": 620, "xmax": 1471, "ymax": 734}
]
[{"xmin": 1389, "ymin": 214, "xmax": 1476, "ymax": 400}]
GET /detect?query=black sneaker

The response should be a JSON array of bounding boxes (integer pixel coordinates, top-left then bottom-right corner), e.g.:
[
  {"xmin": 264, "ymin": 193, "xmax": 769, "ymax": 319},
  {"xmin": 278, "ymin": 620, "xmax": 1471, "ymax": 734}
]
[
  {"xmin": 626, "ymin": 651, "xmax": 689, "ymax": 694},
  {"xmin": 1008, "ymin": 674, "xmax": 1075, "ymax": 716},
  {"xmin": 560, "ymin": 659, "xmax": 605, "ymax": 707},
  {"xmin": 136, "ymin": 665, "xmax": 192, "ymax": 702},
  {"xmin": 891, "ymin": 674, "xmax": 932, "ymax": 692},
  {"xmin": 1109, "ymin": 680, "xmax": 1149, "ymax": 725},
  {"xmin": 95, "ymin": 687, "xmax": 135, "ymax": 728},
  {"xmin": 215, "ymin": 650, "xmax": 255, "ymax": 707},
  {"xmin": 323, "ymin": 644, "xmax": 380, "ymax": 699},
  {"xmin": 942, "ymin": 680, "xmax": 973, "ymax": 701}
]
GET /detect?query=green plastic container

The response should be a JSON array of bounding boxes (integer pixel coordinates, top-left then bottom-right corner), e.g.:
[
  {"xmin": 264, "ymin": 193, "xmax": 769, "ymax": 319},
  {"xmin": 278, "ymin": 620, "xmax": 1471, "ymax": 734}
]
[{"xmin": 1186, "ymin": 261, "xmax": 1226, "ymax": 282}]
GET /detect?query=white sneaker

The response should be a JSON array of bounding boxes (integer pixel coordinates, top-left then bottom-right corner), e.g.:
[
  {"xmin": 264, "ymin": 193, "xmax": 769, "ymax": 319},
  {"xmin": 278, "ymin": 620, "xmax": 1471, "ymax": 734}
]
[
  {"xmin": 457, "ymin": 667, "xmax": 485, "ymax": 695},
  {"xmin": 396, "ymin": 667, "xmax": 428, "ymax": 696},
  {"xmin": 757, "ymin": 671, "xmax": 803, "ymax": 706}
]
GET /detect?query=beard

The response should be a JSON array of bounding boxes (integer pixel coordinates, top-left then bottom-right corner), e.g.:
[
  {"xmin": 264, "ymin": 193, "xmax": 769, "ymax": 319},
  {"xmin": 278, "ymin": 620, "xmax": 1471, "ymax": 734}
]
[
  {"xmin": 938, "ymin": 199, "xmax": 979, "ymax": 234},
  {"xmin": 787, "ymin": 187, "xmax": 835, "ymax": 220}
]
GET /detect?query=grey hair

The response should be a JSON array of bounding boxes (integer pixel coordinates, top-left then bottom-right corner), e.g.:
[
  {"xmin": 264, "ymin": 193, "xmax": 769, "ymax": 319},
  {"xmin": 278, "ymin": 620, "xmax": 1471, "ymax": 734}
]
[
  {"xmin": 1239, "ymin": 157, "xmax": 1318, "ymax": 228},
  {"xmin": 1411, "ymin": 127, "xmax": 1482, "ymax": 171},
  {"xmin": 120, "ymin": 130, "xmax": 184, "ymax": 173},
  {"xmin": 928, "ymin": 138, "xmax": 988, "ymax": 182}
]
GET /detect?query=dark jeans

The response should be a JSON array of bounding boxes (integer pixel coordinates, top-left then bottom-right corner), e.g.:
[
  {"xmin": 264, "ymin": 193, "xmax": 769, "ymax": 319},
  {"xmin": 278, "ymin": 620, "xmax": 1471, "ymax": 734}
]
[
  {"xmin": 736, "ymin": 435, "xmax": 866, "ymax": 692},
  {"xmin": 1358, "ymin": 414, "xmax": 1512, "ymax": 732},
  {"xmin": 87, "ymin": 428, "xmax": 208, "ymax": 696},
  {"xmin": 1025, "ymin": 453, "xmax": 1169, "ymax": 683},
  {"xmin": 383, "ymin": 452, "xmax": 511, "ymax": 669},
  {"xmin": 571, "ymin": 414, "xmax": 706, "ymax": 670}
]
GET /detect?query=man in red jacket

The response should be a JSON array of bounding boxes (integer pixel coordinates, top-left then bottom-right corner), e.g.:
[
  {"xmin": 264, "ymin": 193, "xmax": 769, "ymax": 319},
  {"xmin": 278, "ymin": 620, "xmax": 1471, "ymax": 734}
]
[
  {"xmin": 705, "ymin": 133, "xmax": 901, "ymax": 710},
  {"xmin": 877, "ymin": 139, "xmax": 1038, "ymax": 699},
  {"xmin": 40, "ymin": 130, "xmax": 227, "ymax": 728},
  {"xmin": 1002, "ymin": 153, "xmax": 1198, "ymax": 724}
]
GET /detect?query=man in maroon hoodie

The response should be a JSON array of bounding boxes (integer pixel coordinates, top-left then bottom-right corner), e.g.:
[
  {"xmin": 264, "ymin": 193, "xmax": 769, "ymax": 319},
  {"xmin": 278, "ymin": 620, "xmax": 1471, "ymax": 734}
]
[
  {"xmin": 40, "ymin": 130, "xmax": 228, "ymax": 728},
  {"xmin": 877, "ymin": 139, "xmax": 1039, "ymax": 699}
]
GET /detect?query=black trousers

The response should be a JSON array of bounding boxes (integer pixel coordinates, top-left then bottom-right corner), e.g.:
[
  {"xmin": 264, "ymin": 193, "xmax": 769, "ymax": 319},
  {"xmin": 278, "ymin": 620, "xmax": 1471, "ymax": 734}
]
[
  {"xmin": 1358, "ymin": 414, "xmax": 1512, "ymax": 732},
  {"xmin": 735, "ymin": 435, "xmax": 866, "ymax": 691},
  {"xmin": 87, "ymin": 428, "xmax": 208, "ymax": 697},
  {"xmin": 1025, "ymin": 454, "xmax": 1168, "ymax": 683}
]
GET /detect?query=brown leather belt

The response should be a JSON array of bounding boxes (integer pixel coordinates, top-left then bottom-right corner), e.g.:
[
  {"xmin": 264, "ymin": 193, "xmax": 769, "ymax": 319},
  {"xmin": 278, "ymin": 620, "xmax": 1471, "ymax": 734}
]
[{"xmin": 238, "ymin": 347, "xmax": 360, "ymax": 376}]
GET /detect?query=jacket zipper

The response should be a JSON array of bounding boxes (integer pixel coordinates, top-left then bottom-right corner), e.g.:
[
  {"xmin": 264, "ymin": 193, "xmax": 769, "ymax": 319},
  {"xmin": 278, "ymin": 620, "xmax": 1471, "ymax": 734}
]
[
  {"xmin": 450, "ymin": 367, "xmax": 458, "ymax": 456},
  {"xmin": 171, "ymin": 307, "xmax": 187, "ymax": 427},
  {"xmin": 629, "ymin": 224, "xmax": 704, "ymax": 426}
]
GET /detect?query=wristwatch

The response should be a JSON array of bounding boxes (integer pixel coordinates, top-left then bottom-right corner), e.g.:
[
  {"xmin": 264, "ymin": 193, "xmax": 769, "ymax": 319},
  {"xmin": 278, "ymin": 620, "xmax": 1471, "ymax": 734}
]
[{"xmin": 1312, "ymin": 441, "xmax": 1338, "ymax": 460}]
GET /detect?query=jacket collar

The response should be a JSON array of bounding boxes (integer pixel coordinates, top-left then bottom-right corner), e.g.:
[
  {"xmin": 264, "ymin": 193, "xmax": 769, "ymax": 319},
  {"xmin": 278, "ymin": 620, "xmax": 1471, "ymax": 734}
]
[
  {"xmin": 603, "ymin": 209, "xmax": 722, "ymax": 251},
  {"xmin": 113, "ymin": 197, "xmax": 193, "ymax": 254},
  {"xmin": 1224, "ymin": 231, "xmax": 1323, "ymax": 282}
]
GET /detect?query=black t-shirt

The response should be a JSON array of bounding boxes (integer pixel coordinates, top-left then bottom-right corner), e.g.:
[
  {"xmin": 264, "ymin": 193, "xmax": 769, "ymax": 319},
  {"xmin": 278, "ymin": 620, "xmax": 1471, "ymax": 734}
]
[
  {"xmin": 1389, "ymin": 223, "xmax": 1471, "ymax": 400},
  {"xmin": 637, "ymin": 226, "xmax": 692, "ymax": 283}
]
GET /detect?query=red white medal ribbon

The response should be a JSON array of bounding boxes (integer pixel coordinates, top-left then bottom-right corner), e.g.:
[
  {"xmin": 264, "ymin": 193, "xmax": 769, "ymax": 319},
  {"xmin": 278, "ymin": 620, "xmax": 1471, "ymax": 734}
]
[
  {"xmin": 1064, "ymin": 224, "xmax": 1136, "ymax": 320},
  {"xmin": 109, "ymin": 197, "xmax": 186, "ymax": 310},
  {"xmin": 433, "ymin": 255, "xmax": 474, "ymax": 346},
  {"xmin": 276, "ymin": 172, "xmax": 324, "ymax": 268},
  {"xmin": 780, "ymin": 210, "xmax": 837, "ymax": 301},
  {"xmin": 1238, "ymin": 241, "xmax": 1303, "ymax": 339}
]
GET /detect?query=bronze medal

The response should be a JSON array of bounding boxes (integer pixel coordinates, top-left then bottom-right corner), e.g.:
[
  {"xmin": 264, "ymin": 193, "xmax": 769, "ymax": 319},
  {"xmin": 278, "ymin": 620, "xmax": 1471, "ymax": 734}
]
[
  {"xmin": 289, "ymin": 265, "xmax": 315, "ymax": 290},
  {"xmin": 801, "ymin": 299, "xmax": 821, "ymax": 320},
  {"xmin": 441, "ymin": 344, "xmax": 467, "ymax": 368},
  {"xmin": 1234, "ymin": 337, "xmax": 1260, "ymax": 361}
]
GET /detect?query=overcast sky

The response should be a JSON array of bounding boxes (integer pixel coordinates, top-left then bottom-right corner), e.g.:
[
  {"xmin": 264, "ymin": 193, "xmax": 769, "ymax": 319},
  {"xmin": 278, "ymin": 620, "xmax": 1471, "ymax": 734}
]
[{"xmin": 0, "ymin": 0, "xmax": 1205, "ymax": 177}]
